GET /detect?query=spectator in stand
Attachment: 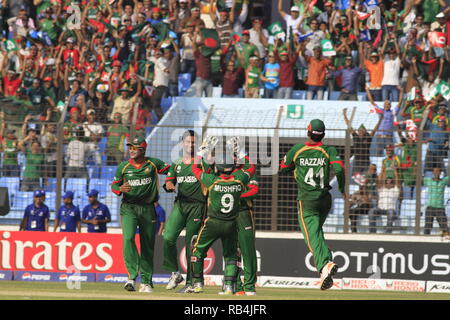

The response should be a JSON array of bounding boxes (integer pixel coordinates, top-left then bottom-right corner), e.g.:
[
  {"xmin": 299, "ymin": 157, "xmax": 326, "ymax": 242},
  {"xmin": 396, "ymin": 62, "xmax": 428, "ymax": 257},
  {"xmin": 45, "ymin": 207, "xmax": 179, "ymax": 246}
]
[
  {"xmin": 368, "ymin": 171, "xmax": 401, "ymax": 234},
  {"xmin": 382, "ymin": 144, "xmax": 401, "ymax": 180},
  {"xmin": 424, "ymin": 117, "xmax": 449, "ymax": 174},
  {"xmin": 236, "ymin": 49, "xmax": 261, "ymax": 98},
  {"xmin": 19, "ymin": 190, "xmax": 49, "ymax": 232},
  {"xmin": 397, "ymin": 132, "xmax": 418, "ymax": 200},
  {"xmin": 0, "ymin": 128, "xmax": 20, "ymax": 177},
  {"xmin": 111, "ymin": 85, "xmax": 134, "ymax": 124},
  {"xmin": 18, "ymin": 137, "xmax": 44, "ymax": 192},
  {"xmin": 275, "ymin": 38, "xmax": 299, "ymax": 99},
  {"xmin": 180, "ymin": 21, "xmax": 197, "ymax": 83},
  {"xmin": 302, "ymin": 46, "xmax": 331, "ymax": 100},
  {"xmin": 424, "ymin": 167, "xmax": 450, "ymax": 235},
  {"xmin": 348, "ymin": 176, "xmax": 371, "ymax": 233},
  {"xmin": 260, "ymin": 52, "xmax": 280, "ymax": 99},
  {"xmin": 222, "ymin": 58, "xmax": 242, "ymax": 98},
  {"xmin": 191, "ymin": 28, "xmax": 213, "ymax": 97},
  {"xmin": 149, "ymin": 47, "xmax": 173, "ymax": 120},
  {"xmin": 317, "ymin": 1, "xmax": 335, "ymax": 24},
  {"xmin": 82, "ymin": 109, "xmax": 104, "ymax": 167},
  {"xmin": 65, "ymin": 126, "xmax": 88, "ymax": 181},
  {"xmin": 105, "ymin": 113, "xmax": 129, "ymax": 166},
  {"xmin": 209, "ymin": 4, "xmax": 234, "ymax": 49},
  {"xmin": 40, "ymin": 123, "xmax": 58, "ymax": 184},
  {"xmin": 380, "ymin": 37, "xmax": 402, "ymax": 102},
  {"xmin": 238, "ymin": 29, "xmax": 259, "ymax": 67},
  {"xmin": 82, "ymin": 189, "xmax": 111, "ymax": 233},
  {"xmin": 360, "ymin": 46, "xmax": 384, "ymax": 102},
  {"xmin": 54, "ymin": 191, "xmax": 81, "ymax": 233},
  {"xmin": 330, "ymin": 56, "xmax": 363, "ymax": 101},
  {"xmin": 277, "ymin": 0, "xmax": 301, "ymax": 39},
  {"xmin": 248, "ymin": 17, "xmax": 269, "ymax": 59},
  {"xmin": 370, "ymin": 100, "xmax": 400, "ymax": 157},
  {"xmin": 343, "ymin": 108, "xmax": 382, "ymax": 174}
]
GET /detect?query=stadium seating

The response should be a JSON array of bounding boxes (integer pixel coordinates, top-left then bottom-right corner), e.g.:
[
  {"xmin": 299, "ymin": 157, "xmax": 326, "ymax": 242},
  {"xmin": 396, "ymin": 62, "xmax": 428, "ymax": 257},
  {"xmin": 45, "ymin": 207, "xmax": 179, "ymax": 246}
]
[
  {"xmin": 100, "ymin": 166, "xmax": 116, "ymax": 181},
  {"xmin": 89, "ymin": 178, "xmax": 109, "ymax": 196},
  {"xmin": 64, "ymin": 178, "xmax": 88, "ymax": 199},
  {"xmin": 43, "ymin": 178, "xmax": 57, "ymax": 193},
  {"xmin": 14, "ymin": 192, "xmax": 34, "ymax": 212},
  {"xmin": 332, "ymin": 198, "xmax": 344, "ymax": 215}
]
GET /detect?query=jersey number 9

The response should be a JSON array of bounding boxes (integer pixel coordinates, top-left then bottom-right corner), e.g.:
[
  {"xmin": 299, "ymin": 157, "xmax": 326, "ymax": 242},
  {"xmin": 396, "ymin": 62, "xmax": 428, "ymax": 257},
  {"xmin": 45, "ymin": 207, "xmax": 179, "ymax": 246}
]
[{"xmin": 220, "ymin": 193, "xmax": 235, "ymax": 214}]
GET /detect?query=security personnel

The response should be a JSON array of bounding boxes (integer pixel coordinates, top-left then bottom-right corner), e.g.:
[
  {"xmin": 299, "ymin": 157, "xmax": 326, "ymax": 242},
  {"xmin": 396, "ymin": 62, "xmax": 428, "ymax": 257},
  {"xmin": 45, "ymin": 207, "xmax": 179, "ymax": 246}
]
[
  {"xmin": 82, "ymin": 189, "xmax": 111, "ymax": 233},
  {"xmin": 19, "ymin": 190, "xmax": 50, "ymax": 231},
  {"xmin": 54, "ymin": 191, "xmax": 81, "ymax": 232}
]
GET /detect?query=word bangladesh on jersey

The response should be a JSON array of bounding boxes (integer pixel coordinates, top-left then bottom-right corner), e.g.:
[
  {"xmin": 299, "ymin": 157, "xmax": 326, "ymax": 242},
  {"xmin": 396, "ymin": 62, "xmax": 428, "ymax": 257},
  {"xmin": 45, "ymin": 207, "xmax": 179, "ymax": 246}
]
[{"xmin": 127, "ymin": 177, "xmax": 153, "ymax": 186}]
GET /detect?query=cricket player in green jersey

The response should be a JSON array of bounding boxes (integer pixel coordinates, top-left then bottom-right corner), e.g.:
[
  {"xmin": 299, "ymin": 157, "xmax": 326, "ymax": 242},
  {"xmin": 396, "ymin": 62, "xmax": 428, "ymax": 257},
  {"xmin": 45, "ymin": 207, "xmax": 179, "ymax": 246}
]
[
  {"xmin": 162, "ymin": 130, "xmax": 212, "ymax": 293},
  {"xmin": 111, "ymin": 136, "xmax": 170, "ymax": 293},
  {"xmin": 279, "ymin": 119, "xmax": 346, "ymax": 290},
  {"xmin": 226, "ymin": 137, "xmax": 259, "ymax": 296},
  {"xmin": 188, "ymin": 156, "xmax": 251, "ymax": 295}
]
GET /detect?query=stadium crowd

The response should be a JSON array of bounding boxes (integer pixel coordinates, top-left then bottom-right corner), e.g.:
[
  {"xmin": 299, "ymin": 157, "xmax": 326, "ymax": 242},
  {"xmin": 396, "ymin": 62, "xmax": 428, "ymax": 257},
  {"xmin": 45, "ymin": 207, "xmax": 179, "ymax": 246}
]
[{"xmin": 0, "ymin": 0, "xmax": 448, "ymax": 234}]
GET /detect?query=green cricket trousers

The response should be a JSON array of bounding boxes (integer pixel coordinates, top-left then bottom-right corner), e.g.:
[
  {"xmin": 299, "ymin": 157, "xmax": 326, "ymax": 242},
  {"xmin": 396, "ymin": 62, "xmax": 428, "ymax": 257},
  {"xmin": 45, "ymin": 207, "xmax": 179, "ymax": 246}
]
[
  {"xmin": 191, "ymin": 217, "xmax": 239, "ymax": 286},
  {"xmin": 297, "ymin": 193, "xmax": 333, "ymax": 274},
  {"xmin": 236, "ymin": 209, "xmax": 257, "ymax": 292},
  {"xmin": 162, "ymin": 200, "xmax": 205, "ymax": 285},
  {"xmin": 121, "ymin": 202, "xmax": 156, "ymax": 285}
]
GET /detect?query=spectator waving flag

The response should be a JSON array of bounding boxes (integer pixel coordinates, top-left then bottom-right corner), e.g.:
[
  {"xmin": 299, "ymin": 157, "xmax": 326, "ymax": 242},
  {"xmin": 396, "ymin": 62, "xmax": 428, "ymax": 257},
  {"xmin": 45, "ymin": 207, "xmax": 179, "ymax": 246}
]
[
  {"xmin": 360, "ymin": 29, "xmax": 371, "ymax": 42},
  {"xmin": 200, "ymin": 29, "xmax": 220, "ymax": 57},
  {"xmin": 320, "ymin": 39, "xmax": 336, "ymax": 56},
  {"xmin": 3, "ymin": 39, "xmax": 18, "ymax": 52},
  {"xmin": 298, "ymin": 32, "xmax": 314, "ymax": 42},
  {"xmin": 307, "ymin": 0, "xmax": 318, "ymax": 13},
  {"xmin": 428, "ymin": 31, "xmax": 446, "ymax": 48},
  {"xmin": 268, "ymin": 22, "xmax": 285, "ymax": 39},
  {"xmin": 436, "ymin": 81, "xmax": 450, "ymax": 100},
  {"xmin": 354, "ymin": 10, "xmax": 372, "ymax": 20}
]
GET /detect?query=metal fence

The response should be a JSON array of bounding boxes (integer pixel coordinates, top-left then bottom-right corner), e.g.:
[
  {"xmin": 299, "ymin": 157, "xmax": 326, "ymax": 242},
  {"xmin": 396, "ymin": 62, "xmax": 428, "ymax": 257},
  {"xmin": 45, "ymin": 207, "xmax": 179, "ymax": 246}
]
[{"xmin": 1, "ymin": 120, "xmax": 449, "ymax": 236}]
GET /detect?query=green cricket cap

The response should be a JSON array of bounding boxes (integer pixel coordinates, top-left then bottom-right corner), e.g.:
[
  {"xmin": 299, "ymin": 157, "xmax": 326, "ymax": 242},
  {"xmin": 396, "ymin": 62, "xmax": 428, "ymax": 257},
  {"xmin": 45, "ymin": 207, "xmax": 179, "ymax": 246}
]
[
  {"xmin": 308, "ymin": 119, "xmax": 325, "ymax": 135},
  {"xmin": 127, "ymin": 136, "xmax": 147, "ymax": 149}
]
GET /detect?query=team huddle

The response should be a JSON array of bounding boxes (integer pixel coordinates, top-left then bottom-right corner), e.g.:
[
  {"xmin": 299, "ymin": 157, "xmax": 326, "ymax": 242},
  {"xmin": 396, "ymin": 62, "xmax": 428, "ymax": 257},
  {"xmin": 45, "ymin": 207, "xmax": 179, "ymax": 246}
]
[{"xmin": 110, "ymin": 119, "xmax": 346, "ymax": 295}]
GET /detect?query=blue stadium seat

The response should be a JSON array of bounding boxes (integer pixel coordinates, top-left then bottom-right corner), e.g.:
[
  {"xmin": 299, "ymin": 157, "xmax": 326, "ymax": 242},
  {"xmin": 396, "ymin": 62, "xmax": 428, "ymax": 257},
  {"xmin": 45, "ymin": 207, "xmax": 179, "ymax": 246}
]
[
  {"xmin": 101, "ymin": 166, "xmax": 116, "ymax": 181},
  {"xmin": 64, "ymin": 178, "xmax": 88, "ymax": 199},
  {"xmin": 89, "ymin": 178, "xmax": 109, "ymax": 196},
  {"xmin": 0, "ymin": 177, "xmax": 20, "ymax": 193},
  {"xmin": 332, "ymin": 198, "xmax": 344, "ymax": 215},
  {"xmin": 44, "ymin": 192, "xmax": 57, "ymax": 212},
  {"xmin": 87, "ymin": 165, "xmax": 101, "ymax": 179},
  {"xmin": 178, "ymin": 73, "xmax": 191, "ymax": 95}
]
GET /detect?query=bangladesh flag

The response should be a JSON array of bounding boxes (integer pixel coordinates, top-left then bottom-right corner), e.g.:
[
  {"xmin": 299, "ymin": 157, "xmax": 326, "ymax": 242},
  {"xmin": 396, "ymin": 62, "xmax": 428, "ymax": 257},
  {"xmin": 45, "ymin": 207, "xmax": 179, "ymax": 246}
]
[
  {"xmin": 200, "ymin": 29, "xmax": 220, "ymax": 57},
  {"xmin": 3, "ymin": 39, "xmax": 18, "ymax": 52},
  {"xmin": 153, "ymin": 22, "xmax": 170, "ymax": 42}
]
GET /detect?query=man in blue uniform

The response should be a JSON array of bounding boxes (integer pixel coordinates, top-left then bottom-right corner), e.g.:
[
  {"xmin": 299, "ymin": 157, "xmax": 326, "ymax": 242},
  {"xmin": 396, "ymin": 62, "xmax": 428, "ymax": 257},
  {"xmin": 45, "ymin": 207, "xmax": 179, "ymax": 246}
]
[
  {"xmin": 54, "ymin": 191, "xmax": 81, "ymax": 232},
  {"xmin": 19, "ymin": 190, "xmax": 50, "ymax": 231},
  {"xmin": 82, "ymin": 189, "xmax": 112, "ymax": 233}
]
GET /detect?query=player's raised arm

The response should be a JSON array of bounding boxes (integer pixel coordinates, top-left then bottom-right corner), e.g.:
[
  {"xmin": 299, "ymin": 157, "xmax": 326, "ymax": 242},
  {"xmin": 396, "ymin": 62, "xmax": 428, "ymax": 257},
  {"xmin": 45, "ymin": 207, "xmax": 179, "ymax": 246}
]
[
  {"xmin": 111, "ymin": 162, "xmax": 126, "ymax": 195},
  {"xmin": 241, "ymin": 179, "xmax": 259, "ymax": 199},
  {"xmin": 329, "ymin": 147, "xmax": 345, "ymax": 196},
  {"xmin": 191, "ymin": 156, "xmax": 216, "ymax": 188},
  {"xmin": 279, "ymin": 145, "xmax": 300, "ymax": 173}
]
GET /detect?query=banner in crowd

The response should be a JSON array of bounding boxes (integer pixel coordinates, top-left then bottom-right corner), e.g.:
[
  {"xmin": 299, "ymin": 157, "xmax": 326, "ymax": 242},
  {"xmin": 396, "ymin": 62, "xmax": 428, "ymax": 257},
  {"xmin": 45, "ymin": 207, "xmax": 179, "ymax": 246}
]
[
  {"xmin": 268, "ymin": 22, "xmax": 285, "ymax": 39},
  {"xmin": 1, "ymin": 231, "xmax": 448, "ymax": 283},
  {"xmin": 320, "ymin": 39, "xmax": 336, "ymax": 56},
  {"xmin": 428, "ymin": 31, "xmax": 446, "ymax": 48}
]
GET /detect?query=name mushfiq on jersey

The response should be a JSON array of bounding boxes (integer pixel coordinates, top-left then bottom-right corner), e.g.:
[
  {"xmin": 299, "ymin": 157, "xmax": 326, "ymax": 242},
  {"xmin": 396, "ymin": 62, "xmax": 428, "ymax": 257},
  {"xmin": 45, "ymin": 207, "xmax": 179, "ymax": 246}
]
[
  {"xmin": 213, "ymin": 184, "xmax": 243, "ymax": 193},
  {"xmin": 128, "ymin": 177, "xmax": 152, "ymax": 186},
  {"xmin": 299, "ymin": 158, "xmax": 326, "ymax": 166}
]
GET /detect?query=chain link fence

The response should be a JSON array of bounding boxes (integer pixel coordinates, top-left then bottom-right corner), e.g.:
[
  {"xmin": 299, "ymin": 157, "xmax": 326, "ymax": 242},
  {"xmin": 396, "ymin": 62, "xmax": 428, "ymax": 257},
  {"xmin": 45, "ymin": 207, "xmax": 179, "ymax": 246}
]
[{"xmin": 0, "ymin": 119, "xmax": 449, "ymax": 235}]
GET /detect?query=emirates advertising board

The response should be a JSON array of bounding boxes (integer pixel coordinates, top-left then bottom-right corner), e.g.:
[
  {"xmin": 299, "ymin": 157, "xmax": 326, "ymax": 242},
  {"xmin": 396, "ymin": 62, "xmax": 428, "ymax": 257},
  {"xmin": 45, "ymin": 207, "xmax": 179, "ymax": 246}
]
[{"xmin": 0, "ymin": 231, "xmax": 449, "ymax": 288}]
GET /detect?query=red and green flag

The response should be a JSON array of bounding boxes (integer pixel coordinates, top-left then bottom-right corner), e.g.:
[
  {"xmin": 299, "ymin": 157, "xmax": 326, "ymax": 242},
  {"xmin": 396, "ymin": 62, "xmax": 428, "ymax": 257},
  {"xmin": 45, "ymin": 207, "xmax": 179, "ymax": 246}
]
[{"xmin": 200, "ymin": 29, "xmax": 220, "ymax": 57}]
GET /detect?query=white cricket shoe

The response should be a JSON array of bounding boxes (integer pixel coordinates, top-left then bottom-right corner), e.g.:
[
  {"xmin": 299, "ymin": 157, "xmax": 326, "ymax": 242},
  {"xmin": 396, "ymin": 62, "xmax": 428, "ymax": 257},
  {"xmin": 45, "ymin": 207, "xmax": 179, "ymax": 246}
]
[
  {"xmin": 139, "ymin": 284, "xmax": 153, "ymax": 293},
  {"xmin": 166, "ymin": 272, "xmax": 184, "ymax": 290},
  {"xmin": 319, "ymin": 262, "xmax": 338, "ymax": 290},
  {"xmin": 245, "ymin": 291, "xmax": 256, "ymax": 296},
  {"xmin": 186, "ymin": 282, "xmax": 204, "ymax": 293},
  {"xmin": 123, "ymin": 279, "xmax": 136, "ymax": 292},
  {"xmin": 218, "ymin": 284, "xmax": 234, "ymax": 295}
]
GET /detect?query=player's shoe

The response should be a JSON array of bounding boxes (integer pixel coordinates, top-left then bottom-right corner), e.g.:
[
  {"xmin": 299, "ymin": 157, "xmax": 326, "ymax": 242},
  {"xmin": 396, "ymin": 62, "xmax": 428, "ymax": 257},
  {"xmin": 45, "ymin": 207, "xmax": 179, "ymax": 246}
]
[
  {"xmin": 319, "ymin": 262, "xmax": 338, "ymax": 290},
  {"xmin": 218, "ymin": 284, "xmax": 234, "ymax": 295},
  {"xmin": 123, "ymin": 279, "xmax": 136, "ymax": 292},
  {"xmin": 245, "ymin": 291, "xmax": 256, "ymax": 296},
  {"xmin": 190, "ymin": 282, "xmax": 204, "ymax": 293},
  {"xmin": 139, "ymin": 284, "xmax": 153, "ymax": 293},
  {"xmin": 166, "ymin": 272, "xmax": 184, "ymax": 290},
  {"xmin": 176, "ymin": 285, "xmax": 192, "ymax": 293}
]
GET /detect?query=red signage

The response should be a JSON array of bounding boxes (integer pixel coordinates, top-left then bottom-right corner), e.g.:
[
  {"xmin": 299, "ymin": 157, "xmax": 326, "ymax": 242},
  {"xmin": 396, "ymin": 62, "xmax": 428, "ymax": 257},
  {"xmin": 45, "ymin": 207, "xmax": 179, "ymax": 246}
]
[
  {"xmin": 0, "ymin": 231, "xmax": 128, "ymax": 273},
  {"xmin": 179, "ymin": 246, "xmax": 216, "ymax": 275},
  {"xmin": 428, "ymin": 31, "xmax": 447, "ymax": 48}
]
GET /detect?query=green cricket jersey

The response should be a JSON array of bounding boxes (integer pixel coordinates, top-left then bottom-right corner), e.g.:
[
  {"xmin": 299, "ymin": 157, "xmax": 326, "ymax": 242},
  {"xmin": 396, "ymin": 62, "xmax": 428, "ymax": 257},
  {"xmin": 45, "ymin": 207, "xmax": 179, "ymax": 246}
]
[
  {"xmin": 111, "ymin": 157, "xmax": 170, "ymax": 205},
  {"xmin": 232, "ymin": 155, "xmax": 258, "ymax": 211},
  {"xmin": 192, "ymin": 164, "xmax": 250, "ymax": 221},
  {"xmin": 382, "ymin": 156, "xmax": 400, "ymax": 180},
  {"xmin": 280, "ymin": 142, "xmax": 345, "ymax": 200},
  {"xmin": 165, "ymin": 157, "xmax": 211, "ymax": 203},
  {"xmin": 2, "ymin": 138, "xmax": 18, "ymax": 165},
  {"xmin": 424, "ymin": 177, "xmax": 450, "ymax": 208}
]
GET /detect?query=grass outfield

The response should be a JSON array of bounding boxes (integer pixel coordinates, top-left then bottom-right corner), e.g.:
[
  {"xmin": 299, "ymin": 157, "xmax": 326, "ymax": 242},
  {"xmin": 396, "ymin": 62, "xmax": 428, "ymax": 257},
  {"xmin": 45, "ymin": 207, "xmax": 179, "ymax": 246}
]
[{"xmin": 0, "ymin": 281, "xmax": 449, "ymax": 300}]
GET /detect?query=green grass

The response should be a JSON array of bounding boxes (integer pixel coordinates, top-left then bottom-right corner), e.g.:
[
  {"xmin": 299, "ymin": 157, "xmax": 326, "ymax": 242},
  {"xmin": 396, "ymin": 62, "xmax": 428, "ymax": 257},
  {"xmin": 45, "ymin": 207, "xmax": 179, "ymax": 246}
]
[{"xmin": 0, "ymin": 281, "xmax": 449, "ymax": 300}]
